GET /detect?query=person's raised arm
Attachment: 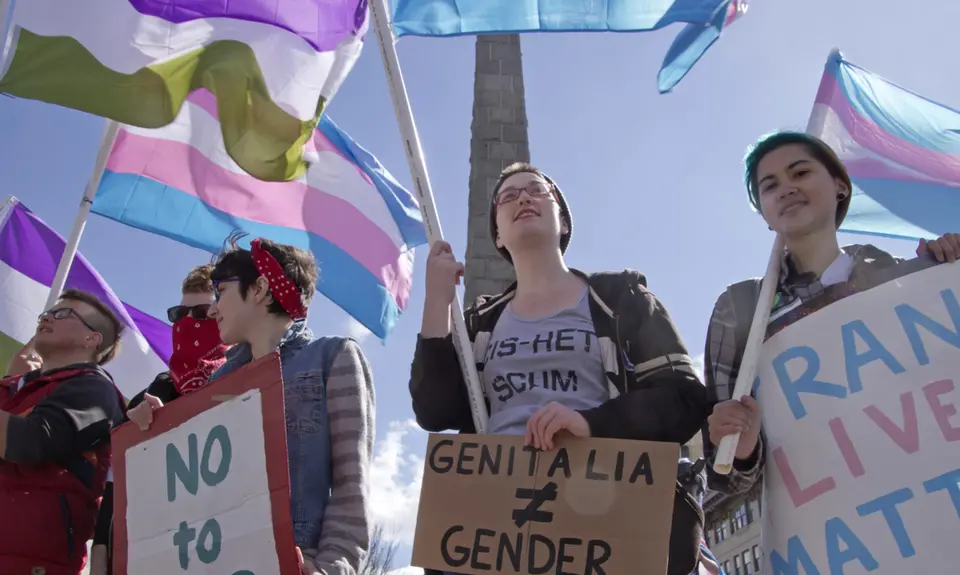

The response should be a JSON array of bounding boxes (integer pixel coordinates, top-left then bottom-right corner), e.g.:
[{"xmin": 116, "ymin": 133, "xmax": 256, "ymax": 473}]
[
  {"xmin": 1, "ymin": 372, "xmax": 123, "ymax": 464},
  {"xmin": 409, "ymin": 241, "xmax": 475, "ymax": 433}
]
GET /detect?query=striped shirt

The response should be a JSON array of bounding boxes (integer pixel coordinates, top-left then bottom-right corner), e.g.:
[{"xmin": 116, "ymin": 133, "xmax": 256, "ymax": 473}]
[{"xmin": 304, "ymin": 340, "xmax": 376, "ymax": 575}]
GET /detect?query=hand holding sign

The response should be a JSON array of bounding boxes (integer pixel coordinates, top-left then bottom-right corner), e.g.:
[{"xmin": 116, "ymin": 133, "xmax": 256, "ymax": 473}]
[
  {"xmin": 916, "ymin": 233, "xmax": 960, "ymax": 263},
  {"xmin": 129, "ymin": 393, "xmax": 163, "ymax": 431},
  {"xmin": 525, "ymin": 401, "xmax": 591, "ymax": 450}
]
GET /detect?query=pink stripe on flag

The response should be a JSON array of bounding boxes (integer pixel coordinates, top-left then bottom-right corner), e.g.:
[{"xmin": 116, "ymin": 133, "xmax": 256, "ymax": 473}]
[
  {"xmin": 816, "ymin": 74, "xmax": 960, "ymax": 186},
  {"xmin": 106, "ymin": 130, "xmax": 412, "ymax": 308},
  {"xmin": 184, "ymin": 90, "xmax": 373, "ymax": 185},
  {"xmin": 843, "ymin": 157, "xmax": 951, "ymax": 185}
]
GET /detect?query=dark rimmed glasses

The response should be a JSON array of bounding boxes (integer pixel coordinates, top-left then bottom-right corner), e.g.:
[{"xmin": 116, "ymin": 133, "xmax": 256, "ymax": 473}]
[
  {"xmin": 38, "ymin": 307, "xmax": 98, "ymax": 332},
  {"xmin": 212, "ymin": 278, "xmax": 240, "ymax": 302},
  {"xmin": 493, "ymin": 181, "xmax": 553, "ymax": 205}
]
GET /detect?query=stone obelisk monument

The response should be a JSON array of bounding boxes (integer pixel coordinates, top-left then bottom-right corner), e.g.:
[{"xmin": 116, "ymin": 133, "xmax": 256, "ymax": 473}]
[{"xmin": 463, "ymin": 34, "xmax": 527, "ymax": 304}]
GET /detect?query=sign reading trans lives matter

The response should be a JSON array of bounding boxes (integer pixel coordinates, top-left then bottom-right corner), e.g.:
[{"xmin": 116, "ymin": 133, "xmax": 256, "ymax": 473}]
[
  {"xmin": 755, "ymin": 260, "xmax": 960, "ymax": 574},
  {"xmin": 412, "ymin": 434, "xmax": 678, "ymax": 575},
  {"xmin": 111, "ymin": 354, "xmax": 298, "ymax": 575}
]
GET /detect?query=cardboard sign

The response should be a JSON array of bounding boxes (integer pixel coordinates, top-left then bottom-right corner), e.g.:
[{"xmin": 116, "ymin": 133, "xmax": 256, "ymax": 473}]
[
  {"xmin": 755, "ymin": 260, "xmax": 960, "ymax": 574},
  {"xmin": 111, "ymin": 353, "xmax": 298, "ymax": 575},
  {"xmin": 412, "ymin": 434, "xmax": 678, "ymax": 575}
]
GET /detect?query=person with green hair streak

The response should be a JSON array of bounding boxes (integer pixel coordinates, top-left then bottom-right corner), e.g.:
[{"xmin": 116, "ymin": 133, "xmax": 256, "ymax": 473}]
[{"xmin": 700, "ymin": 130, "xmax": 960, "ymax": 495}]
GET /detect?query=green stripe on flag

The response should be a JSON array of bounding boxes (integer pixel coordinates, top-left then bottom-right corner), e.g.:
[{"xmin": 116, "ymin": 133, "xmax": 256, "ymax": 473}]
[
  {"xmin": 0, "ymin": 30, "xmax": 324, "ymax": 182},
  {"xmin": 0, "ymin": 331, "xmax": 24, "ymax": 375}
]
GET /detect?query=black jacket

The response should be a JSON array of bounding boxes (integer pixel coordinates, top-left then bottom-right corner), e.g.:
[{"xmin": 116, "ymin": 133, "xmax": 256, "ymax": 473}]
[
  {"xmin": 92, "ymin": 372, "xmax": 181, "ymax": 573},
  {"xmin": 411, "ymin": 269, "xmax": 707, "ymax": 443},
  {"xmin": 410, "ymin": 269, "xmax": 709, "ymax": 575}
]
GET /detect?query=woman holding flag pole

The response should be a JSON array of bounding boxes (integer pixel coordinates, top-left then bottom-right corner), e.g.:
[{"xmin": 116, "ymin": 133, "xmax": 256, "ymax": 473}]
[{"xmin": 702, "ymin": 129, "xmax": 960, "ymax": 496}]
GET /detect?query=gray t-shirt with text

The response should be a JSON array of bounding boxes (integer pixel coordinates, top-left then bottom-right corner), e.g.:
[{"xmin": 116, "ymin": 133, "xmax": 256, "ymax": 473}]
[{"xmin": 480, "ymin": 289, "xmax": 609, "ymax": 435}]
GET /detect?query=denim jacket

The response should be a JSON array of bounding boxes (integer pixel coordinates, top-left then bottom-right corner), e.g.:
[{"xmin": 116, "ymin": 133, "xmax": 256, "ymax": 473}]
[{"xmin": 209, "ymin": 320, "xmax": 344, "ymax": 551}]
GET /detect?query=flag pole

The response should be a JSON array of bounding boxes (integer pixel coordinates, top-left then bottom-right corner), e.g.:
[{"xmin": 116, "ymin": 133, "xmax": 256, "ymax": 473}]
[
  {"xmin": 713, "ymin": 47, "xmax": 840, "ymax": 474},
  {"xmin": 43, "ymin": 120, "xmax": 120, "ymax": 310},
  {"xmin": 0, "ymin": 0, "xmax": 13, "ymax": 61},
  {"xmin": 369, "ymin": 0, "xmax": 489, "ymax": 433}
]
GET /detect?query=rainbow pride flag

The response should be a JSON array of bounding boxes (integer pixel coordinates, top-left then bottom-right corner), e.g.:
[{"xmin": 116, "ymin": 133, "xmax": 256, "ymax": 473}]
[
  {"xmin": 810, "ymin": 49, "xmax": 960, "ymax": 240},
  {"xmin": 92, "ymin": 90, "xmax": 426, "ymax": 340},
  {"xmin": 0, "ymin": 197, "xmax": 171, "ymax": 398},
  {"xmin": 0, "ymin": 0, "xmax": 367, "ymax": 182}
]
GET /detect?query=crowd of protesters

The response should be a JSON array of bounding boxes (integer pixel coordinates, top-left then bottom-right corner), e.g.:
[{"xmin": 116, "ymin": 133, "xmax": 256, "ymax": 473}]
[{"xmin": 1, "ymin": 131, "xmax": 957, "ymax": 574}]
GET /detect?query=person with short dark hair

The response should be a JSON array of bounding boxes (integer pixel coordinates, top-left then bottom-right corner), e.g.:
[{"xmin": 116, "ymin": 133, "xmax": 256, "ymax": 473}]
[
  {"xmin": 0, "ymin": 289, "xmax": 126, "ymax": 574},
  {"xmin": 89, "ymin": 264, "xmax": 228, "ymax": 575},
  {"xmin": 412, "ymin": 162, "xmax": 708, "ymax": 575},
  {"xmin": 207, "ymin": 234, "xmax": 375, "ymax": 575},
  {"xmin": 702, "ymin": 131, "xmax": 960, "ymax": 496}
]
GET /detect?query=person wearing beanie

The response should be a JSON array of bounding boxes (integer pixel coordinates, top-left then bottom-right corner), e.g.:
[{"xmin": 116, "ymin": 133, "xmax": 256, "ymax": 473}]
[
  {"xmin": 702, "ymin": 131, "xmax": 960, "ymax": 497},
  {"xmin": 410, "ymin": 161, "xmax": 709, "ymax": 575}
]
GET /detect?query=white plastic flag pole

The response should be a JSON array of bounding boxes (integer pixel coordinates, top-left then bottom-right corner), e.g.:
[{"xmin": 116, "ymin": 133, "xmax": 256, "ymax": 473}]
[
  {"xmin": 713, "ymin": 48, "xmax": 838, "ymax": 474},
  {"xmin": 369, "ymin": 0, "xmax": 488, "ymax": 433},
  {"xmin": 44, "ymin": 120, "xmax": 121, "ymax": 310},
  {"xmin": 711, "ymin": 235, "xmax": 782, "ymax": 474}
]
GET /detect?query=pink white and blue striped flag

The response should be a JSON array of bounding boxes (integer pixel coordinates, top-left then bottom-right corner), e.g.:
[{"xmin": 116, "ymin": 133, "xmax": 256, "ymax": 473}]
[
  {"xmin": 91, "ymin": 90, "xmax": 426, "ymax": 340},
  {"xmin": 810, "ymin": 49, "xmax": 960, "ymax": 240},
  {"xmin": 0, "ymin": 197, "xmax": 171, "ymax": 398}
]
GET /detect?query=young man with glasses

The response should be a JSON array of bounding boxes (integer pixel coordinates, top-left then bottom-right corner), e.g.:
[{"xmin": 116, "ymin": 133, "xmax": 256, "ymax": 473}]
[
  {"xmin": 412, "ymin": 162, "xmax": 709, "ymax": 575},
  {"xmin": 90, "ymin": 264, "xmax": 228, "ymax": 575},
  {"xmin": 0, "ymin": 289, "xmax": 126, "ymax": 575}
]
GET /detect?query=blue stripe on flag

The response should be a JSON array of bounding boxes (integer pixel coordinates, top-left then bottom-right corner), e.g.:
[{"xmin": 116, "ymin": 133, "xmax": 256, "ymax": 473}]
[{"xmin": 93, "ymin": 173, "xmax": 402, "ymax": 339}]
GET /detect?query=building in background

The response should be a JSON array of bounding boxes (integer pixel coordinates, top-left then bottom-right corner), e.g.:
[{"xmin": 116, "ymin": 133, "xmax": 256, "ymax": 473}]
[{"xmin": 703, "ymin": 486, "xmax": 763, "ymax": 575}]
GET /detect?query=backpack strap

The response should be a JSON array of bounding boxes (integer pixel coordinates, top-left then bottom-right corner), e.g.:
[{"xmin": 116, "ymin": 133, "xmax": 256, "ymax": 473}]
[
  {"xmin": 585, "ymin": 269, "xmax": 648, "ymax": 367},
  {"xmin": 726, "ymin": 278, "xmax": 763, "ymax": 361}
]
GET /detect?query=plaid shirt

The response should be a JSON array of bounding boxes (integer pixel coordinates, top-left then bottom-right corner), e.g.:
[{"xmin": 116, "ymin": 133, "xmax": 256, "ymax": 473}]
[{"xmin": 701, "ymin": 244, "xmax": 903, "ymax": 494}]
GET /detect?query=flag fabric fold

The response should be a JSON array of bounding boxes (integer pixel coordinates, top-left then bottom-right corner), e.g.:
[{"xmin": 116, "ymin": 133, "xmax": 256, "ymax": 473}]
[
  {"xmin": 390, "ymin": 0, "xmax": 747, "ymax": 91},
  {"xmin": 0, "ymin": 0, "xmax": 368, "ymax": 182},
  {"xmin": 810, "ymin": 50, "xmax": 960, "ymax": 240},
  {"xmin": 91, "ymin": 90, "xmax": 427, "ymax": 340},
  {"xmin": 658, "ymin": 0, "xmax": 747, "ymax": 93},
  {"xmin": 0, "ymin": 197, "xmax": 171, "ymax": 398}
]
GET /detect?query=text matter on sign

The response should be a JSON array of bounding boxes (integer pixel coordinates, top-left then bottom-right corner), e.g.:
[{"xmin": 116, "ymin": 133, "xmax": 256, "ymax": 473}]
[
  {"xmin": 755, "ymin": 262, "xmax": 960, "ymax": 574},
  {"xmin": 412, "ymin": 434, "xmax": 678, "ymax": 575},
  {"xmin": 124, "ymin": 390, "xmax": 281, "ymax": 574}
]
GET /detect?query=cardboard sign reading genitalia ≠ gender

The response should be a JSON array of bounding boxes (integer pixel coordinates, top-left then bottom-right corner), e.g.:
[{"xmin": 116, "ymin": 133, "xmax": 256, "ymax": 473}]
[{"xmin": 412, "ymin": 434, "xmax": 679, "ymax": 575}]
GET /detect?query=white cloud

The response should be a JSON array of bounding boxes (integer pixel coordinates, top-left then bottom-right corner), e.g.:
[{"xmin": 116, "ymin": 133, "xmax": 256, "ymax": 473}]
[
  {"xmin": 368, "ymin": 418, "xmax": 426, "ymax": 546},
  {"xmin": 692, "ymin": 353, "xmax": 705, "ymax": 380},
  {"xmin": 387, "ymin": 567, "xmax": 424, "ymax": 575},
  {"xmin": 344, "ymin": 316, "xmax": 374, "ymax": 343}
]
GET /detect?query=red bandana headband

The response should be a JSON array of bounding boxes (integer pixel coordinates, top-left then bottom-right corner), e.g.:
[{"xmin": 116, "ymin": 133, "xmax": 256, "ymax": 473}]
[{"xmin": 250, "ymin": 238, "xmax": 308, "ymax": 320}]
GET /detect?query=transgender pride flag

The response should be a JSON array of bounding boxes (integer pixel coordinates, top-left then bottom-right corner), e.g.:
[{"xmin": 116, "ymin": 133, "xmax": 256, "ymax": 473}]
[
  {"xmin": 810, "ymin": 49, "xmax": 960, "ymax": 240},
  {"xmin": 92, "ymin": 90, "xmax": 426, "ymax": 340}
]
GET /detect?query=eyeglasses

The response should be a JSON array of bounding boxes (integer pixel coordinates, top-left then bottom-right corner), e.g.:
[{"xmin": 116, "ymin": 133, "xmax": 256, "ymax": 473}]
[
  {"xmin": 212, "ymin": 278, "xmax": 240, "ymax": 302},
  {"xmin": 493, "ymin": 181, "xmax": 553, "ymax": 205},
  {"xmin": 38, "ymin": 307, "xmax": 98, "ymax": 333},
  {"xmin": 167, "ymin": 304, "xmax": 212, "ymax": 323}
]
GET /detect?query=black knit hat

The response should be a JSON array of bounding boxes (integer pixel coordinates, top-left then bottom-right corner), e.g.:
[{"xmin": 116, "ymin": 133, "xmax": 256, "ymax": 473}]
[{"xmin": 488, "ymin": 167, "xmax": 572, "ymax": 263}]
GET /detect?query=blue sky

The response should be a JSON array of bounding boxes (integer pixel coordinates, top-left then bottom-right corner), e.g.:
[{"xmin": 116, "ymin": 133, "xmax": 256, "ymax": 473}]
[{"xmin": 2, "ymin": 0, "xmax": 957, "ymax": 571}]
